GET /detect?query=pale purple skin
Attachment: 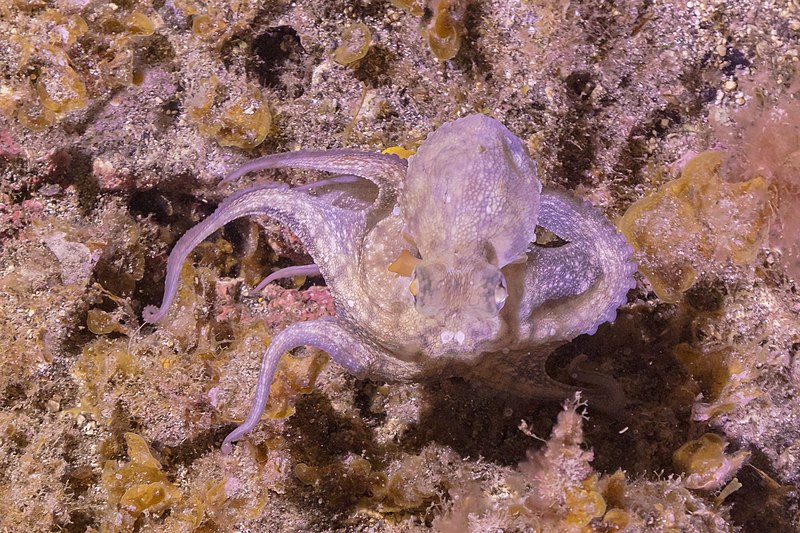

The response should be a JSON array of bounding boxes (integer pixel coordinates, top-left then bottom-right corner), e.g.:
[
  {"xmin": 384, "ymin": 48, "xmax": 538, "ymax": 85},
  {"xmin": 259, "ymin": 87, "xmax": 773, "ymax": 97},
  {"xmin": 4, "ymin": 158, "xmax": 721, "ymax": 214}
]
[
  {"xmin": 249, "ymin": 264, "xmax": 321, "ymax": 295},
  {"xmin": 143, "ymin": 115, "xmax": 636, "ymax": 454}
]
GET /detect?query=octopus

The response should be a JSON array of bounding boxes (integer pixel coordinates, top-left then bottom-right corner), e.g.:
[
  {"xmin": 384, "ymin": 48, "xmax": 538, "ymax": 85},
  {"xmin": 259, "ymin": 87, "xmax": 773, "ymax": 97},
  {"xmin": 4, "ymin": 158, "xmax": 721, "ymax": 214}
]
[{"xmin": 143, "ymin": 114, "xmax": 636, "ymax": 453}]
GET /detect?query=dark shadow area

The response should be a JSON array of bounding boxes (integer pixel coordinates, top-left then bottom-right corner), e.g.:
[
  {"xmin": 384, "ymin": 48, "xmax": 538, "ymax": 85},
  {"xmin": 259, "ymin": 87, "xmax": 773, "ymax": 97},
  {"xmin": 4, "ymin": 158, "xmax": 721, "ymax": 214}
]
[
  {"xmin": 402, "ymin": 378, "xmax": 562, "ymax": 465},
  {"xmin": 158, "ymin": 424, "xmax": 235, "ymax": 474},
  {"xmin": 553, "ymin": 70, "xmax": 599, "ymax": 188},
  {"xmin": 59, "ymin": 509, "xmax": 98, "ymax": 533},
  {"xmin": 128, "ymin": 186, "xmax": 219, "ymax": 310},
  {"xmin": 288, "ymin": 391, "xmax": 382, "ymax": 466},
  {"xmin": 353, "ymin": 45, "xmax": 398, "ymax": 88},
  {"xmin": 727, "ymin": 450, "xmax": 798, "ymax": 533},
  {"xmin": 279, "ymin": 390, "xmax": 388, "ymax": 527},
  {"xmin": 563, "ymin": 303, "xmax": 697, "ymax": 475},
  {"xmin": 451, "ymin": 1, "xmax": 493, "ymax": 81},
  {"xmin": 247, "ymin": 25, "xmax": 309, "ymax": 97},
  {"xmin": 38, "ymin": 147, "xmax": 98, "ymax": 215}
]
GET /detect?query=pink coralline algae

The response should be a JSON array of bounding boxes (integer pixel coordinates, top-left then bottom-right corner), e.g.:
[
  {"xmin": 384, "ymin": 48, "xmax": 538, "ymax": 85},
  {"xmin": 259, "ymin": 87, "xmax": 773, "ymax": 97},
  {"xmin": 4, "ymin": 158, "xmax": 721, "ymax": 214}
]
[{"xmin": 0, "ymin": 196, "xmax": 42, "ymax": 242}]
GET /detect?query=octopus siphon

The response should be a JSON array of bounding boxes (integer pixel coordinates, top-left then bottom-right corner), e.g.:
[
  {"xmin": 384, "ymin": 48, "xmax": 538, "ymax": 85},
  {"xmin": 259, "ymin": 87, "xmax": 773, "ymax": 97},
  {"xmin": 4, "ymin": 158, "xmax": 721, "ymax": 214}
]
[{"xmin": 143, "ymin": 114, "xmax": 636, "ymax": 453}]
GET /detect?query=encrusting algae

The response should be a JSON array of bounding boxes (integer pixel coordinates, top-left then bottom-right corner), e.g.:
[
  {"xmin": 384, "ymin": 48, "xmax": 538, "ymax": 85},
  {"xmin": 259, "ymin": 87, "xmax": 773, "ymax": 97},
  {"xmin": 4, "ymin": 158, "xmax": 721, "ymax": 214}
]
[
  {"xmin": 333, "ymin": 23, "xmax": 372, "ymax": 66},
  {"xmin": 672, "ymin": 433, "xmax": 749, "ymax": 491},
  {"xmin": 674, "ymin": 341, "xmax": 766, "ymax": 422},
  {"xmin": 426, "ymin": 0, "xmax": 467, "ymax": 61},
  {"xmin": 100, "ymin": 432, "xmax": 183, "ymax": 526},
  {"xmin": 0, "ymin": 3, "xmax": 161, "ymax": 130},
  {"xmin": 618, "ymin": 150, "xmax": 770, "ymax": 302},
  {"xmin": 97, "ymin": 432, "xmax": 276, "ymax": 532},
  {"xmin": 186, "ymin": 76, "xmax": 272, "ymax": 149},
  {"xmin": 2, "ymin": 0, "xmax": 800, "ymax": 530}
]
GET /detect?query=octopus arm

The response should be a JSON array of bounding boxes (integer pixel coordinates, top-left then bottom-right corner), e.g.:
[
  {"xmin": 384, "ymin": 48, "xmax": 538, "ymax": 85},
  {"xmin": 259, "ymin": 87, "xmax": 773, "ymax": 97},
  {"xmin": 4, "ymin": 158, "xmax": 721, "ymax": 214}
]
[
  {"xmin": 220, "ymin": 149, "xmax": 407, "ymax": 227},
  {"xmin": 300, "ymin": 175, "xmax": 380, "ymax": 212},
  {"xmin": 524, "ymin": 243, "xmax": 602, "ymax": 307},
  {"xmin": 526, "ymin": 188, "xmax": 636, "ymax": 341},
  {"xmin": 250, "ymin": 263, "xmax": 321, "ymax": 295},
  {"xmin": 142, "ymin": 184, "xmax": 363, "ymax": 324},
  {"xmin": 221, "ymin": 317, "xmax": 380, "ymax": 453}
]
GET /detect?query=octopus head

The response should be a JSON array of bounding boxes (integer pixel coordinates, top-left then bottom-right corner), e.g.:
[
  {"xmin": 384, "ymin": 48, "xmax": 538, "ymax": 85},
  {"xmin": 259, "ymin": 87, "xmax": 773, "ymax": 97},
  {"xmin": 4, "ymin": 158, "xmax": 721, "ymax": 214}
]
[{"xmin": 411, "ymin": 250, "xmax": 508, "ymax": 322}]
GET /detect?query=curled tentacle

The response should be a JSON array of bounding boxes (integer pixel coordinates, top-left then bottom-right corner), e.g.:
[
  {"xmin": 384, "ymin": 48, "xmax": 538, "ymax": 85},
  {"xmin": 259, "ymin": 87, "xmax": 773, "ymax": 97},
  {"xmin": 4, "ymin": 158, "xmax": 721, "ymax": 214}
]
[
  {"xmin": 523, "ymin": 243, "xmax": 602, "ymax": 308},
  {"xmin": 221, "ymin": 317, "xmax": 378, "ymax": 453},
  {"xmin": 522, "ymin": 188, "xmax": 636, "ymax": 342},
  {"xmin": 143, "ymin": 184, "xmax": 364, "ymax": 324}
]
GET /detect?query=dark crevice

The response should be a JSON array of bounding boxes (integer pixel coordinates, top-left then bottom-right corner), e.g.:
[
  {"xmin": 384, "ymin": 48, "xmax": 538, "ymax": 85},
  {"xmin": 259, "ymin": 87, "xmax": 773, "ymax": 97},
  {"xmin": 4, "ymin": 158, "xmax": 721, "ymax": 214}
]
[{"xmin": 248, "ymin": 25, "xmax": 309, "ymax": 97}]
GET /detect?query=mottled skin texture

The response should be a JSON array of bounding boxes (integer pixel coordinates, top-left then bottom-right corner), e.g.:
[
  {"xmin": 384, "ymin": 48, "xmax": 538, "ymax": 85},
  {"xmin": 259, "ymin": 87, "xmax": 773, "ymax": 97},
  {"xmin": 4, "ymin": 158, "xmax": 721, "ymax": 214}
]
[{"xmin": 143, "ymin": 115, "xmax": 636, "ymax": 453}]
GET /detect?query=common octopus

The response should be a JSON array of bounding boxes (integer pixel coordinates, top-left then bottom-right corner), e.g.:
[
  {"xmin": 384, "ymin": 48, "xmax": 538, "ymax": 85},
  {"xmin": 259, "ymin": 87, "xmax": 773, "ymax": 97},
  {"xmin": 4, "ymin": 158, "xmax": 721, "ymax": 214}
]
[{"xmin": 143, "ymin": 114, "xmax": 636, "ymax": 453}]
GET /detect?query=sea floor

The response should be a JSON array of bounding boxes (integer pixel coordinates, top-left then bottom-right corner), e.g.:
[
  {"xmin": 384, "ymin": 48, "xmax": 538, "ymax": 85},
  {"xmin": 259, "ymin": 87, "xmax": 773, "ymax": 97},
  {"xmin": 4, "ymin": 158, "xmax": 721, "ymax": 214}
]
[{"xmin": 1, "ymin": 0, "xmax": 799, "ymax": 531}]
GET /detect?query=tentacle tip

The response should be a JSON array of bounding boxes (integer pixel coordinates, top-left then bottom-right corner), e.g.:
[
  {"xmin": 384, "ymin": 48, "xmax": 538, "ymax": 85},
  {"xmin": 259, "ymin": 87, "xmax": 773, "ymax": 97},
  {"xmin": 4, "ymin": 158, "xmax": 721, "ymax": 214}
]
[
  {"xmin": 142, "ymin": 305, "xmax": 163, "ymax": 324},
  {"xmin": 220, "ymin": 170, "xmax": 244, "ymax": 185},
  {"xmin": 221, "ymin": 440, "xmax": 233, "ymax": 455}
]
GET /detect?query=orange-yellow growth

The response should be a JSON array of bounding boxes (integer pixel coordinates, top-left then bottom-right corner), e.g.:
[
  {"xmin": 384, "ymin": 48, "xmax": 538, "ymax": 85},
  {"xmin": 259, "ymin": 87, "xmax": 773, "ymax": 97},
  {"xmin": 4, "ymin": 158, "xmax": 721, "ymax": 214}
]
[{"xmin": 618, "ymin": 151, "xmax": 770, "ymax": 302}]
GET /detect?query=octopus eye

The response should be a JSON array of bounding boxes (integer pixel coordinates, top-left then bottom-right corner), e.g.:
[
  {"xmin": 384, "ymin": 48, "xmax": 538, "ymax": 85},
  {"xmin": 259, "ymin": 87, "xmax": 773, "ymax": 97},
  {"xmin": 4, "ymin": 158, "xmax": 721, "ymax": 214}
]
[{"xmin": 494, "ymin": 274, "xmax": 508, "ymax": 311}]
